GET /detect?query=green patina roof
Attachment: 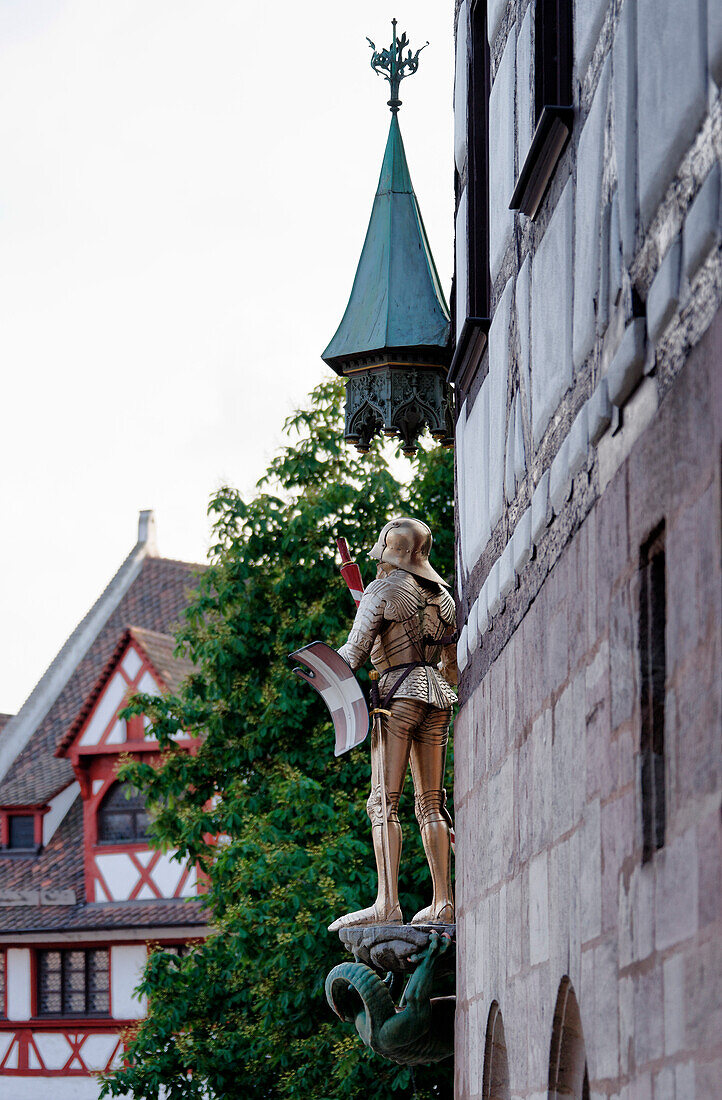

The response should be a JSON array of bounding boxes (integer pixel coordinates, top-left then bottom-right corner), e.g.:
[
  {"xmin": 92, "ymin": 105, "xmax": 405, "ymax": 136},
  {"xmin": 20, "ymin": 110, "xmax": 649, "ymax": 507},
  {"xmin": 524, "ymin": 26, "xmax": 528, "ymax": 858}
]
[{"xmin": 322, "ymin": 114, "xmax": 450, "ymax": 372}]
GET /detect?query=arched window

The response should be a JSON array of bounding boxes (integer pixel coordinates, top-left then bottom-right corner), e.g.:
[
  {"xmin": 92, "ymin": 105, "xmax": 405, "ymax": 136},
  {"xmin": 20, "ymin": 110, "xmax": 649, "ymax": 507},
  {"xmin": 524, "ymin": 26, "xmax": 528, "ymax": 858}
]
[
  {"xmin": 97, "ymin": 782, "xmax": 151, "ymax": 844},
  {"xmin": 548, "ymin": 978, "xmax": 589, "ymax": 1100},
  {"xmin": 483, "ymin": 1002, "xmax": 510, "ymax": 1100}
]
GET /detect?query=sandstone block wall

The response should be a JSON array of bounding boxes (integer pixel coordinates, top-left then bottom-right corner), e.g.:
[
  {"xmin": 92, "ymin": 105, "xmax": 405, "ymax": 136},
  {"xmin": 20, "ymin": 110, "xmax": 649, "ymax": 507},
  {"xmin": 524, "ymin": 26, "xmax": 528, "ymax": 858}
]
[{"xmin": 453, "ymin": 312, "xmax": 722, "ymax": 1099}]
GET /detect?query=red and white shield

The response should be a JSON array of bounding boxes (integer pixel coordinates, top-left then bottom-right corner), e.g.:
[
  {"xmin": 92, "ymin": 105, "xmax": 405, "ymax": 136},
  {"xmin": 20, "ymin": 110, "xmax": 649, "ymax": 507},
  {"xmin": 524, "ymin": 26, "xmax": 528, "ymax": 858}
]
[{"xmin": 289, "ymin": 641, "xmax": 369, "ymax": 756}]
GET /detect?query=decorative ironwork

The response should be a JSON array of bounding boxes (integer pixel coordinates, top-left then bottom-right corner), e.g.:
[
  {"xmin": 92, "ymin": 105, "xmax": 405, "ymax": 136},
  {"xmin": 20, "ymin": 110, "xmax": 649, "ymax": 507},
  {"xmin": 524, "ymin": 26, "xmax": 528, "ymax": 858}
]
[
  {"xmin": 345, "ymin": 368, "xmax": 454, "ymax": 455},
  {"xmin": 367, "ymin": 19, "xmax": 427, "ymax": 113}
]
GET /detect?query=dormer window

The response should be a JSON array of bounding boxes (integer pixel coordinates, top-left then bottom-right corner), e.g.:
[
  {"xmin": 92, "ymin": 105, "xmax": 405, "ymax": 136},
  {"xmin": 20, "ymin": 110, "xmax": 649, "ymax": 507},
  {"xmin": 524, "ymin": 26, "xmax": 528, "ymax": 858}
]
[
  {"xmin": 97, "ymin": 782, "xmax": 151, "ymax": 845},
  {"xmin": 0, "ymin": 809, "xmax": 42, "ymax": 852},
  {"xmin": 9, "ymin": 815, "xmax": 35, "ymax": 849}
]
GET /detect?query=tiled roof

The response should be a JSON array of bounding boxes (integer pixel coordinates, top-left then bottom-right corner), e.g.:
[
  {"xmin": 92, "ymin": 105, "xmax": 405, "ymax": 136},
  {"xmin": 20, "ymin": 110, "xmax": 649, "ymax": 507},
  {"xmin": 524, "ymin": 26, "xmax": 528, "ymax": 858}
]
[
  {"xmin": 0, "ymin": 753, "xmax": 206, "ymax": 934},
  {"xmin": 0, "ymin": 899, "xmax": 207, "ymax": 934},
  {"xmin": 57, "ymin": 626, "xmax": 197, "ymax": 757},
  {"xmin": 0, "ymin": 557, "xmax": 202, "ymax": 807},
  {"xmin": 130, "ymin": 627, "xmax": 197, "ymax": 695}
]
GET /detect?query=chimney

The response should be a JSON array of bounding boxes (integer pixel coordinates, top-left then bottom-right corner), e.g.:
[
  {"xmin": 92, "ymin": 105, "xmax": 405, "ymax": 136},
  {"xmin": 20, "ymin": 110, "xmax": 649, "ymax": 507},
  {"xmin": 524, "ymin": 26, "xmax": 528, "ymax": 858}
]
[{"xmin": 137, "ymin": 510, "xmax": 159, "ymax": 556}]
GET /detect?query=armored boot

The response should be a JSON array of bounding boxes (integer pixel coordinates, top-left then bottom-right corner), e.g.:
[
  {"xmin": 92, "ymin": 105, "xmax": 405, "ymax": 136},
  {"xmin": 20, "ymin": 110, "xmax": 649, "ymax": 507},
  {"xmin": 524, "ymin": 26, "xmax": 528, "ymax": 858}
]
[
  {"xmin": 328, "ymin": 789, "xmax": 404, "ymax": 931},
  {"xmin": 411, "ymin": 791, "xmax": 454, "ymax": 925}
]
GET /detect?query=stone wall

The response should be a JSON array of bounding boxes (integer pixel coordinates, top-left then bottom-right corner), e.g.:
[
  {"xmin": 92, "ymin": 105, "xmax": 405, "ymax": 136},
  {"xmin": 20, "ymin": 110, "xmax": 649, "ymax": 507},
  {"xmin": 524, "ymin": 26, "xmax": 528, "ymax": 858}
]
[
  {"xmin": 453, "ymin": 311, "xmax": 722, "ymax": 1097},
  {"xmin": 453, "ymin": 0, "xmax": 722, "ymax": 659}
]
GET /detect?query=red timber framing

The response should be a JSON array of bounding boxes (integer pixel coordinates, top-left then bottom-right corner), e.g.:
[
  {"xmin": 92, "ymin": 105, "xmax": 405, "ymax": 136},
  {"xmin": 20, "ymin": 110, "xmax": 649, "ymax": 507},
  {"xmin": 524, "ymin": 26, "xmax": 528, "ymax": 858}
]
[
  {"xmin": 0, "ymin": 1021, "xmax": 127, "ymax": 1076},
  {"xmin": 55, "ymin": 629, "xmax": 201, "ymax": 904},
  {"xmin": 0, "ymin": 937, "xmax": 198, "ymax": 1077}
]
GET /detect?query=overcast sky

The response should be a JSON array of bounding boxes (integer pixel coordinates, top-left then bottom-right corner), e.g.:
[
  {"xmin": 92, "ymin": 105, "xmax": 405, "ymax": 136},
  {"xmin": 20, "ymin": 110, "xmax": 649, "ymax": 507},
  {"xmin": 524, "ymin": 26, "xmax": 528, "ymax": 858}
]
[{"xmin": 0, "ymin": 0, "xmax": 454, "ymax": 715}]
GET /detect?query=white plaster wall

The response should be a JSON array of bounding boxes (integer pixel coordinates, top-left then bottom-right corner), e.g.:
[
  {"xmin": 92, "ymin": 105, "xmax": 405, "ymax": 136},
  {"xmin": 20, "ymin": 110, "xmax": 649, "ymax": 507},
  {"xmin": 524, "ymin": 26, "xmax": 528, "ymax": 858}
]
[
  {"xmin": 110, "ymin": 943, "xmax": 147, "ymax": 1019},
  {"xmin": 43, "ymin": 780, "xmax": 80, "ymax": 844},
  {"xmin": 6, "ymin": 948, "xmax": 31, "ymax": 1020},
  {"xmin": 1, "ymin": 1078, "xmax": 113, "ymax": 1100},
  {"xmin": 78, "ymin": 671, "xmax": 127, "ymax": 747}
]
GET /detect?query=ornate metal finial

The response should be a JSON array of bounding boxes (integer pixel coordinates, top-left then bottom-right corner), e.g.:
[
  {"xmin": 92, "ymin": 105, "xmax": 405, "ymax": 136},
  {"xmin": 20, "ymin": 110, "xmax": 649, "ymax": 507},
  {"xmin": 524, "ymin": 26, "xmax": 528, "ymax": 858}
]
[{"xmin": 366, "ymin": 18, "xmax": 428, "ymax": 114}]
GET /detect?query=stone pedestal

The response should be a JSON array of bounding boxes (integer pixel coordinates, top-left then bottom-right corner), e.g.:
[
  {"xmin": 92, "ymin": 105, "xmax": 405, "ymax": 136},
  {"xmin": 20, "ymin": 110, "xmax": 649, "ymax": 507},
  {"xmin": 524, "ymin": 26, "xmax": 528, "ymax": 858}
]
[{"xmin": 338, "ymin": 922, "xmax": 456, "ymax": 978}]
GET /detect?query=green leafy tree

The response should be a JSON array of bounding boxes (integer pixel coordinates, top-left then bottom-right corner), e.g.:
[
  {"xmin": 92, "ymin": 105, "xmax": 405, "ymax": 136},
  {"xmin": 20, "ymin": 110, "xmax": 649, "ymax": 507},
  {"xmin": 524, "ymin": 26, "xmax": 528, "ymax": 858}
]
[{"xmin": 100, "ymin": 380, "xmax": 455, "ymax": 1100}]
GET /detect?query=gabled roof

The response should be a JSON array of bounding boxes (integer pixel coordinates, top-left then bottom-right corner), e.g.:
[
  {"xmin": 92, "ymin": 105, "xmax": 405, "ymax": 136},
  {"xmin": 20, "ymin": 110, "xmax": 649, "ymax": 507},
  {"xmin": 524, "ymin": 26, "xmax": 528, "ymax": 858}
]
[
  {"xmin": 0, "ymin": 515, "xmax": 203, "ymax": 807},
  {"xmin": 56, "ymin": 626, "xmax": 197, "ymax": 758},
  {"xmin": 322, "ymin": 113, "xmax": 450, "ymax": 372}
]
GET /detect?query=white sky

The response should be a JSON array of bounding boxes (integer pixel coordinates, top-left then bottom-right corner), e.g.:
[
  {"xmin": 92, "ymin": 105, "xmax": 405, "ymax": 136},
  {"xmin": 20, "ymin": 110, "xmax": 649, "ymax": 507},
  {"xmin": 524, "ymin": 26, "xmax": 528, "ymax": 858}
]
[{"xmin": 0, "ymin": 0, "xmax": 454, "ymax": 715}]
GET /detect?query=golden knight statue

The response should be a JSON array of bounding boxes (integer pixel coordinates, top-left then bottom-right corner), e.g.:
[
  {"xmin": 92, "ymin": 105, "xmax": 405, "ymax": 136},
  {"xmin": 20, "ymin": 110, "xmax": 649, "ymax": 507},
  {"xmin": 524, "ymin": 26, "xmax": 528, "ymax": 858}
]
[{"xmin": 329, "ymin": 517, "xmax": 457, "ymax": 931}]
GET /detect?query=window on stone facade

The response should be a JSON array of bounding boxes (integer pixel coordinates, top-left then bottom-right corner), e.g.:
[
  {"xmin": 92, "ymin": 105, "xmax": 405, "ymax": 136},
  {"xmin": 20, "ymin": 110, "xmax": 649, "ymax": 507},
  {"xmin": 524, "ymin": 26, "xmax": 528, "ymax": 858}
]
[
  {"xmin": 535, "ymin": 0, "xmax": 573, "ymax": 122},
  {"xmin": 510, "ymin": 0, "xmax": 573, "ymax": 218},
  {"xmin": 468, "ymin": 0, "xmax": 491, "ymax": 320},
  {"xmin": 7, "ymin": 814, "xmax": 35, "ymax": 850},
  {"xmin": 548, "ymin": 977, "xmax": 589, "ymax": 1100},
  {"xmin": 0, "ymin": 950, "xmax": 5, "ymax": 1018},
  {"xmin": 37, "ymin": 948, "xmax": 110, "ymax": 1017},
  {"xmin": 97, "ymin": 781, "xmax": 152, "ymax": 844},
  {"xmin": 450, "ymin": 0, "xmax": 492, "ymax": 392},
  {"xmin": 483, "ymin": 1002, "xmax": 510, "ymax": 1099},
  {"xmin": 639, "ymin": 523, "xmax": 666, "ymax": 862}
]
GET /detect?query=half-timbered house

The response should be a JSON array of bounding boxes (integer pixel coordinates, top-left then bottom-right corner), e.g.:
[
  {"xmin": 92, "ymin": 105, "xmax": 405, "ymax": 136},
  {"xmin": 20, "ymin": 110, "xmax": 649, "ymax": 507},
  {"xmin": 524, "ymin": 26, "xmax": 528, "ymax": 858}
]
[{"xmin": 0, "ymin": 512, "xmax": 209, "ymax": 1098}]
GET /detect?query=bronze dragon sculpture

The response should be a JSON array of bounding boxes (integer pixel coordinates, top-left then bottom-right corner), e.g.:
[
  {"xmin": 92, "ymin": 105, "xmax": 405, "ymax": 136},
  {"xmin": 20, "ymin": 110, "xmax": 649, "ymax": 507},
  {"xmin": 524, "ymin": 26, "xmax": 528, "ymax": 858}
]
[{"xmin": 325, "ymin": 932, "xmax": 454, "ymax": 1066}]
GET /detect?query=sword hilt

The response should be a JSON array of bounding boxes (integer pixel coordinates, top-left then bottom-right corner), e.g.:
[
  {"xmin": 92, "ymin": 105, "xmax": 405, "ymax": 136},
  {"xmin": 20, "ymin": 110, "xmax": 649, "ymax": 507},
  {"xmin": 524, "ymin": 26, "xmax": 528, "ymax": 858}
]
[{"xmin": 369, "ymin": 668, "xmax": 381, "ymax": 711}]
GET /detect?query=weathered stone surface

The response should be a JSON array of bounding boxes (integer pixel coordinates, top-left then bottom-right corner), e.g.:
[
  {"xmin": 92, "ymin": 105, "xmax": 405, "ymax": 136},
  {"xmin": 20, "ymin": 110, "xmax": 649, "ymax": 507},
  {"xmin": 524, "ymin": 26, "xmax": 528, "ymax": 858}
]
[
  {"xmin": 513, "ymin": 390, "xmax": 526, "ymax": 483},
  {"xmin": 455, "ymin": 186, "xmax": 469, "ymax": 326},
  {"xmin": 580, "ymin": 798, "xmax": 602, "ymax": 942},
  {"xmin": 647, "ymin": 236, "xmax": 681, "ymax": 343},
  {"xmin": 588, "ymin": 378, "xmax": 612, "ymax": 443},
  {"xmin": 531, "ymin": 470, "xmax": 551, "ymax": 544},
  {"xmin": 573, "ymin": 58, "xmax": 610, "ymax": 370},
  {"xmin": 568, "ymin": 403, "xmax": 589, "ymax": 477},
  {"xmin": 613, "ymin": 0, "xmax": 638, "ymax": 262},
  {"xmin": 606, "ymin": 318, "xmax": 646, "ymax": 405},
  {"xmin": 455, "ymin": 2, "xmax": 469, "ymax": 175},
  {"xmin": 517, "ymin": 255, "xmax": 531, "ymax": 424},
  {"xmin": 458, "ymin": 381, "xmax": 491, "ymax": 574},
  {"xmin": 487, "ymin": 558, "xmax": 501, "ymax": 617},
  {"xmin": 487, "ymin": 0, "xmax": 508, "ymax": 48},
  {"xmin": 489, "ymin": 35, "xmax": 516, "ymax": 280},
  {"xmin": 532, "ymin": 179, "xmax": 573, "ymax": 444},
  {"xmin": 575, "ymin": 0, "xmax": 611, "ymax": 77},
  {"xmin": 683, "ymin": 165, "xmax": 721, "ymax": 282},
  {"xmin": 549, "ymin": 435, "xmax": 571, "ymax": 515},
  {"xmin": 513, "ymin": 506, "xmax": 532, "ymax": 575},
  {"xmin": 711, "ymin": 0, "xmax": 722, "ymax": 84},
  {"xmin": 505, "ymin": 397, "xmax": 516, "ymax": 503},
  {"xmin": 655, "ymin": 828, "xmax": 699, "ymax": 952},
  {"xmin": 637, "ymin": 0, "xmax": 707, "ymax": 225},
  {"xmin": 516, "ymin": 4, "xmax": 533, "ymax": 167},
  {"xmin": 528, "ymin": 853, "xmax": 550, "ymax": 965},
  {"xmin": 489, "ymin": 278, "xmax": 513, "ymax": 529},
  {"xmin": 663, "ymin": 952, "xmax": 686, "ymax": 1055}
]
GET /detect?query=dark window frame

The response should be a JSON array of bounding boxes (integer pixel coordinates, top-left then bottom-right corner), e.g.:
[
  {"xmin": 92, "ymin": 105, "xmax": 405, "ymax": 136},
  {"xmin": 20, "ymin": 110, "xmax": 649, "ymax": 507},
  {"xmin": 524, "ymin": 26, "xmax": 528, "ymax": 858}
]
[
  {"xmin": 37, "ymin": 947, "xmax": 110, "ymax": 1018},
  {"xmin": 449, "ymin": 0, "xmax": 492, "ymax": 391},
  {"xmin": 510, "ymin": 0, "xmax": 574, "ymax": 219},
  {"xmin": 8, "ymin": 814, "xmax": 35, "ymax": 850},
  {"xmin": 97, "ymin": 781, "xmax": 152, "ymax": 845},
  {"xmin": 639, "ymin": 523, "xmax": 667, "ymax": 862}
]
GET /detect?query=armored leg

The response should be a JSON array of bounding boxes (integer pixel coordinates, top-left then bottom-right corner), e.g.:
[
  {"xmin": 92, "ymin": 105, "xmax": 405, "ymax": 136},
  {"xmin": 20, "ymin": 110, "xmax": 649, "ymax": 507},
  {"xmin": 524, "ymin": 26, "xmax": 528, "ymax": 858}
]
[
  {"xmin": 328, "ymin": 706, "xmax": 414, "ymax": 931},
  {"xmin": 409, "ymin": 705, "xmax": 454, "ymax": 924}
]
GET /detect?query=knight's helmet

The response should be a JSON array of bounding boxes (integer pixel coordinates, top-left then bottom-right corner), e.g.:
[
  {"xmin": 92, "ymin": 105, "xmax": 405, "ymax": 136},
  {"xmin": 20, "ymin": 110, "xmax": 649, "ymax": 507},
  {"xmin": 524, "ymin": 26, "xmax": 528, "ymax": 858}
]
[{"xmin": 369, "ymin": 517, "xmax": 449, "ymax": 588}]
